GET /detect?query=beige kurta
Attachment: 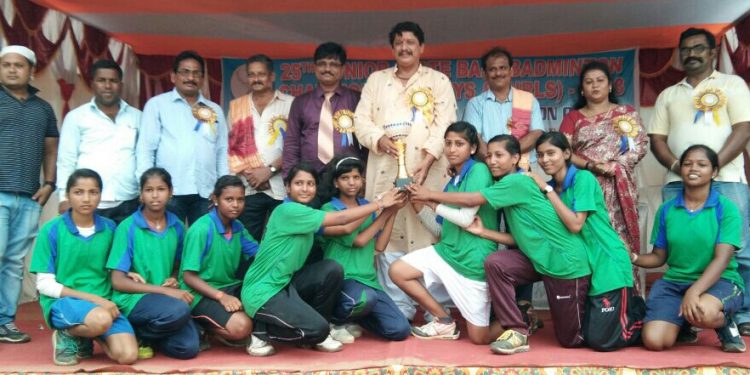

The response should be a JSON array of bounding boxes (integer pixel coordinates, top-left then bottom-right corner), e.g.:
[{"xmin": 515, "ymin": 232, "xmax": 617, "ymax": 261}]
[{"xmin": 354, "ymin": 65, "xmax": 457, "ymax": 253}]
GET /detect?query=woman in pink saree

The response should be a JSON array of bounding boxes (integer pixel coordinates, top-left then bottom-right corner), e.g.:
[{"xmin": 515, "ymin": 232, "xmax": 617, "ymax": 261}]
[{"xmin": 559, "ymin": 61, "xmax": 647, "ymax": 291}]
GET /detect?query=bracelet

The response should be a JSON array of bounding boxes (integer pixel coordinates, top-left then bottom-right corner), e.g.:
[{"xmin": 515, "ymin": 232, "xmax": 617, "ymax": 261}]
[
  {"xmin": 215, "ymin": 291, "xmax": 225, "ymax": 300},
  {"xmin": 584, "ymin": 161, "xmax": 591, "ymax": 170},
  {"xmin": 630, "ymin": 252, "xmax": 639, "ymax": 264}
]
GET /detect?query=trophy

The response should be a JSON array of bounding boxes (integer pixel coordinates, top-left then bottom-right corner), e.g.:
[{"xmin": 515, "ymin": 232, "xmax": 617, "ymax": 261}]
[{"xmin": 383, "ymin": 121, "xmax": 413, "ymax": 188}]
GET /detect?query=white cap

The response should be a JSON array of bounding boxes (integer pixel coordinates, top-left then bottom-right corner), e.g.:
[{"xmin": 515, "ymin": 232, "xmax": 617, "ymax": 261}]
[{"xmin": 0, "ymin": 45, "xmax": 36, "ymax": 66}]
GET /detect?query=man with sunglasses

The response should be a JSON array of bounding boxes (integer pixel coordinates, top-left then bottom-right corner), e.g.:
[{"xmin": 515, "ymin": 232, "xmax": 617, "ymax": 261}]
[
  {"xmin": 136, "ymin": 50, "xmax": 229, "ymax": 225},
  {"xmin": 648, "ymin": 27, "xmax": 750, "ymax": 351}
]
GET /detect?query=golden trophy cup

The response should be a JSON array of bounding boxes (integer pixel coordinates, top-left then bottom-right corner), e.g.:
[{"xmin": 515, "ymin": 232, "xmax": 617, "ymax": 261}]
[{"xmin": 383, "ymin": 121, "xmax": 413, "ymax": 188}]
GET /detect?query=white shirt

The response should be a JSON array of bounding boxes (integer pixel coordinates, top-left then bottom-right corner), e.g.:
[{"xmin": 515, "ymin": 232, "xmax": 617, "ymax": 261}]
[
  {"xmin": 57, "ymin": 98, "xmax": 142, "ymax": 207},
  {"xmin": 240, "ymin": 90, "xmax": 294, "ymax": 200}
]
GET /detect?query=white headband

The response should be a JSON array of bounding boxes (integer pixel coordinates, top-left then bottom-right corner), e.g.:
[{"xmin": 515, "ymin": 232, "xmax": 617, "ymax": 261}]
[
  {"xmin": 335, "ymin": 157, "xmax": 361, "ymax": 170},
  {"xmin": 0, "ymin": 45, "xmax": 36, "ymax": 66}
]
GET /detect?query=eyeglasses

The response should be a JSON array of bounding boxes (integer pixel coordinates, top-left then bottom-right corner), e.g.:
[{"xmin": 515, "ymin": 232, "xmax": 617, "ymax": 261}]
[
  {"xmin": 176, "ymin": 69, "xmax": 204, "ymax": 78},
  {"xmin": 679, "ymin": 45, "xmax": 710, "ymax": 55}
]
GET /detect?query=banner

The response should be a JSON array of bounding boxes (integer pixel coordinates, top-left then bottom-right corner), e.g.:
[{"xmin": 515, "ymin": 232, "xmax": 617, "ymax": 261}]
[{"xmin": 222, "ymin": 49, "xmax": 635, "ymax": 129}]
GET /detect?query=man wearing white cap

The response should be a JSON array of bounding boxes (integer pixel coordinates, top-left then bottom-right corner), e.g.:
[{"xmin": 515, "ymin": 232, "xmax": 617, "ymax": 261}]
[{"xmin": 0, "ymin": 45, "xmax": 59, "ymax": 344}]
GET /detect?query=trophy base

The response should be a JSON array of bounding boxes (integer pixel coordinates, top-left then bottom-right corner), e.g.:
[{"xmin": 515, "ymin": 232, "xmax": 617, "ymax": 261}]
[{"xmin": 395, "ymin": 177, "xmax": 413, "ymax": 188}]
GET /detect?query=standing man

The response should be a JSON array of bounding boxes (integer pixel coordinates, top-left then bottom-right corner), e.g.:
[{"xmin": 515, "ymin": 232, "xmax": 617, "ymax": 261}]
[
  {"xmin": 284, "ymin": 42, "xmax": 364, "ymax": 176},
  {"xmin": 136, "ymin": 50, "xmax": 228, "ymax": 225},
  {"xmin": 0, "ymin": 45, "xmax": 59, "ymax": 343},
  {"xmin": 648, "ymin": 28, "xmax": 750, "ymax": 340},
  {"xmin": 462, "ymin": 47, "xmax": 544, "ymax": 331},
  {"xmin": 463, "ymin": 47, "xmax": 544, "ymax": 169},
  {"xmin": 227, "ymin": 54, "xmax": 293, "ymax": 241},
  {"xmin": 354, "ymin": 21, "xmax": 457, "ymax": 320},
  {"xmin": 57, "ymin": 60, "xmax": 141, "ymax": 223}
]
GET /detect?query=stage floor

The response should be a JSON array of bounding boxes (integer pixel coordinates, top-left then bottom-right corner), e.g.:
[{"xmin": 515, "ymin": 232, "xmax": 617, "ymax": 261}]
[{"xmin": 1, "ymin": 303, "xmax": 748, "ymax": 374}]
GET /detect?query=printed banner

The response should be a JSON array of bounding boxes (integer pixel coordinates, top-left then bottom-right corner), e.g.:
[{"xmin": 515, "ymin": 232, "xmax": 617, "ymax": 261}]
[{"xmin": 222, "ymin": 49, "xmax": 635, "ymax": 130}]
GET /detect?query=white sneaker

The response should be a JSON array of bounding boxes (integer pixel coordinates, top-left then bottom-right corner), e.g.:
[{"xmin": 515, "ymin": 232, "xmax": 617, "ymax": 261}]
[
  {"xmin": 411, "ymin": 318, "xmax": 460, "ymax": 340},
  {"xmin": 246, "ymin": 335, "xmax": 276, "ymax": 357},
  {"xmin": 315, "ymin": 334, "xmax": 343, "ymax": 352},
  {"xmin": 345, "ymin": 323, "xmax": 363, "ymax": 338},
  {"xmin": 329, "ymin": 324, "xmax": 355, "ymax": 344}
]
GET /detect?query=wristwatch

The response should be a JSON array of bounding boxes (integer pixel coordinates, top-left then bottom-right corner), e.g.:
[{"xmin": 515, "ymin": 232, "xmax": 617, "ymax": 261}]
[
  {"xmin": 542, "ymin": 185, "xmax": 554, "ymax": 195},
  {"xmin": 268, "ymin": 165, "xmax": 278, "ymax": 175},
  {"xmin": 43, "ymin": 180, "xmax": 57, "ymax": 191}
]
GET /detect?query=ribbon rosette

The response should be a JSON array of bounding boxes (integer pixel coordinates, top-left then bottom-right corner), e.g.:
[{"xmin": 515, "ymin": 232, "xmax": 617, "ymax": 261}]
[
  {"xmin": 333, "ymin": 109, "xmax": 356, "ymax": 147},
  {"xmin": 693, "ymin": 88, "xmax": 726, "ymax": 127},
  {"xmin": 612, "ymin": 115, "xmax": 639, "ymax": 153},
  {"xmin": 406, "ymin": 87, "xmax": 434, "ymax": 126},
  {"xmin": 192, "ymin": 104, "xmax": 218, "ymax": 135},
  {"xmin": 267, "ymin": 115, "xmax": 288, "ymax": 145}
]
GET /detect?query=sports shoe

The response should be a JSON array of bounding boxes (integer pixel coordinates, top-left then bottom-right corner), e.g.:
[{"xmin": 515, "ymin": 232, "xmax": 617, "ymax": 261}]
[
  {"xmin": 52, "ymin": 330, "xmax": 79, "ymax": 366},
  {"xmin": 345, "ymin": 323, "xmax": 363, "ymax": 338},
  {"xmin": 198, "ymin": 328, "xmax": 211, "ymax": 352},
  {"xmin": 137, "ymin": 342, "xmax": 154, "ymax": 360},
  {"xmin": 518, "ymin": 302, "xmax": 544, "ymax": 334},
  {"xmin": 246, "ymin": 335, "xmax": 276, "ymax": 357},
  {"xmin": 77, "ymin": 337, "xmax": 94, "ymax": 359},
  {"xmin": 214, "ymin": 334, "xmax": 250, "ymax": 348},
  {"xmin": 738, "ymin": 322, "xmax": 750, "ymax": 337},
  {"xmin": 0, "ymin": 322, "xmax": 31, "ymax": 343},
  {"xmin": 314, "ymin": 334, "xmax": 343, "ymax": 352},
  {"xmin": 676, "ymin": 325, "xmax": 699, "ymax": 344},
  {"xmin": 490, "ymin": 329, "xmax": 529, "ymax": 355},
  {"xmin": 411, "ymin": 318, "xmax": 459, "ymax": 340},
  {"xmin": 715, "ymin": 317, "xmax": 747, "ymax": 353},
  {"xmin": 330, "ymin": 324, "xmax": 355, "ymax": 344}
]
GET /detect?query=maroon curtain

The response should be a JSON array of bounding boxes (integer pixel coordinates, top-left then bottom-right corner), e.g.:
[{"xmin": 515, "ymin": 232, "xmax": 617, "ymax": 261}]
[
  {"xmin": 137, "ymin": 54, "xmax": 223, "ymax": 109},
  {"xmin": 639, "ymin": 49, "xmax": 685, "ymax": 107},
  {"xmin": 0, "ymin": 0, "xmax": 64, "ymax": 72}
]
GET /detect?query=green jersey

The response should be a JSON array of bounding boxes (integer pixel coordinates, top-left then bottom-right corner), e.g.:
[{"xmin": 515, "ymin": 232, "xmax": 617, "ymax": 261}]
[
  {"xmin": 29, "ymin": 213, "xmax": 116, "ymax": 326},
  {"xmin": 106, "ymin": 209, "xmax": 185, "ymax": 315},
  {"xmin": 480, "ymin": 173, "xmax": 591, "ymax": 279}
]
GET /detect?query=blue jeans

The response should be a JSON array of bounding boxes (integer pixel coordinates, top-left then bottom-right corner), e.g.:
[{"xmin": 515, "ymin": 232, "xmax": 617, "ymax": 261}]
[
  {"xmin": 333, "ymin": 279, "xmax": 410, "ymax": 341},
  {"xmin": 661, "ymin": 181, "xmax": 750, "ymax": 324},
  {"xmin": 128, "ymin": 293, "xmax": 199, "ymax": 359},
  {"xmin": 0, "ymin": 192, "xmax": 41, "ymax": 325}
]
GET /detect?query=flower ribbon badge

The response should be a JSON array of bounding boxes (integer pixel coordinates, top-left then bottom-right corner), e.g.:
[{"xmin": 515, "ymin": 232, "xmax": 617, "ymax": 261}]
[
  {"xmin": 192, "ymin": 104, "xmax": 217, "ymax": 135},
  {"xmin": 407, "ymin": 87, "xmax": 434, "ymax": 126},
  {"xmin": 693, "ymin": 88, "xmax": 726, "ymax": 127},
  {"xmin": 612, "ymin": 114, "xmax": 639, "ymax": 153},
  {"xmin": 333, "ymin": 109, "xmax": 355, "ymax": 147},
  {"xmin": 267, "ymin": 115, "xmax": 288, "ymax": 145}
]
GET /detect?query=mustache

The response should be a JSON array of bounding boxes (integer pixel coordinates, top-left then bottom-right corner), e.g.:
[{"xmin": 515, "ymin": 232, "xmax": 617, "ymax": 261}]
[
  {"xmin": 684, "ymin": 57, "xmax": 702, "ymax": 64},
  {"xmin": 251, "ymin": 81, "xmax": 264, "ymax": 85},
  {"xmin": 182, "ymin": 80, "xmax": 198, "ymax": 85},
  {"xmin": 398, "ymin": 51, "xmax": 413, "ymax": 56}
]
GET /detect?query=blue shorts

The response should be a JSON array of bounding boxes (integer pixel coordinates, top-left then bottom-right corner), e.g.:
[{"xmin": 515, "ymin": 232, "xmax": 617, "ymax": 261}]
[
  {"xmin": 50, "ymin": 297, "xmax": 134, "ymax": 338},
  {"xmin": 645, "ymin": 278, "xmax": 744, "ymax": 326}
]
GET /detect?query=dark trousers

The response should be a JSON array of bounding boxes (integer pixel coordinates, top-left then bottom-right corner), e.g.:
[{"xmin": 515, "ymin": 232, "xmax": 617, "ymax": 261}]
[
  {"xmin": 253, "ymin": 260, "xmax": 343, "ymax": 345},
  {"xmin": 167, "ymin": 194, "xmax": 210, "ymax": 225},
  {"xmin": 333, "ymin": 279, "xmax": 410, "ymax": 341},
  {"xmin": 97, "ymin": 198, "xmax": 140, "ymax": 225},
  {"xmin": 238, "ymin": 193, "xmax": 282, "ymax": 241},
  {"xmin": 128, "ymin": 293, "xmax": 200, "ymax": 359},
  {"xmin": 484, "ymin": 249, "xmax": 590, "ymax": 347}
]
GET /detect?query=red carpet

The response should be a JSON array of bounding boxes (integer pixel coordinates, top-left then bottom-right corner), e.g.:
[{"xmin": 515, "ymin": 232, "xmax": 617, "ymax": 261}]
[{"xmin": 1, "ymin": 303, "xmax": 748, "ymax": 374}]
